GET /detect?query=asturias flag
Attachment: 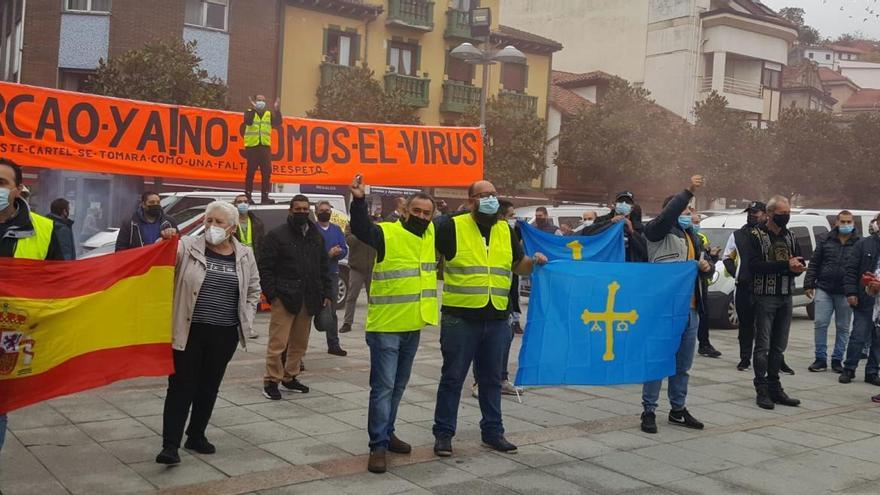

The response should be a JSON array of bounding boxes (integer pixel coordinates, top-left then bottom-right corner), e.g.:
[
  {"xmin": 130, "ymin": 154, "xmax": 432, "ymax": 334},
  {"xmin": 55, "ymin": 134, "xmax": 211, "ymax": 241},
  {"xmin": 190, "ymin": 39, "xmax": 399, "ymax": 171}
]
[
  {"xmin": 0, "ymin": 241, "xmax": 176, "ymax": 413},
  {"xmin": 518, "ymin": 220, "xmax": 624, "ymax": 262},
  {"xmin": 516, "ymin": 260, "xmax": 697, "ymax": 386}
]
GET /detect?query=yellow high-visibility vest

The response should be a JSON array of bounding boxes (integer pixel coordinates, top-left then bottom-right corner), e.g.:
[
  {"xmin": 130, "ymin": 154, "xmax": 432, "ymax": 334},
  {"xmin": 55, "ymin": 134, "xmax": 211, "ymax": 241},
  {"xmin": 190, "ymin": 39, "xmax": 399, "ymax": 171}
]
[
  {"xmin": 442, "ymin": 214, "xmax": 512, "ymax": 310},
  {"xmin": 14, "ymin": 213, "xmax": 54, "ymax": 260},
  {"xmin": 244, "ymin": 110, "xmax": 272, "ymax": 147}
]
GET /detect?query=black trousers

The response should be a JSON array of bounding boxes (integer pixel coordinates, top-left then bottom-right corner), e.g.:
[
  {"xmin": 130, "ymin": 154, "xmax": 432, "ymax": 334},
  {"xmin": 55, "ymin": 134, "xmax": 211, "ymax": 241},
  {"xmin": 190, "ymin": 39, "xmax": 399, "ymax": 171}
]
[
  {"xmin": 162, "ymin": 323, "xmax": 239, "ymax": 449},
  {"xmin": 697, "ymin": 309, "xmax": 711, "ymax": 348},
  {"xmin": 736, "ymin": 287, "xmax": 756, "ymax": 361},
  {"xmin": 753, "ymin": 295, "xmax": 793, "ymax": 391},
  {"xmin": 244, "ymin": 145, "xmax": 272, "ymax": 198}
]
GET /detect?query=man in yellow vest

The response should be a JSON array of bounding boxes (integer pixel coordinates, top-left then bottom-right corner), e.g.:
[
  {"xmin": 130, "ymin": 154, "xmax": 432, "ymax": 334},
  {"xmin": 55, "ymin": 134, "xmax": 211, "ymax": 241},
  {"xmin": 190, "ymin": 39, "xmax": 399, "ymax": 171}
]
[
  {"xmin": 432, "ymin": 180, "xmax": 547, "ymax": 458},
  {"xmin": 242, "ymin": 95, "xmax": 281, "ymax": 204},
  {"xmin": 349, "ymin": 175, "xmax": 438, "ymax": 474},
  {"xmin": 0, "ymin": 157, "xmax": 64, "ymax": 454}
]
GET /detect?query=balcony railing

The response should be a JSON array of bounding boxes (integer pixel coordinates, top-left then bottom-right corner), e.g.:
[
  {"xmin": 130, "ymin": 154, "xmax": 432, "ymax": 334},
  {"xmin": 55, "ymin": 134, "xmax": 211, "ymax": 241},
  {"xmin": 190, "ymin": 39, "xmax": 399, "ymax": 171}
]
[
  {"xmin": 699, "ymin": 76, "xmax": 763, "ymax": 98},
  {"xmin": 320, "ymin": 63, "xmax": 355, "ymax": 86},
  {"xmin": 386, "ymin": 0, "xmax": 434, "ymax": 31},
  {"xmin": 444, "ymin": 8, "xmax": 475, "ymax": 40},
  {"xmin": 499, "ymin": 90, "xmax": 538, "ymax": 115},
  {"xmin": 384, "ymin": 72, "xmax": 430, "ymax": 107},
  {"xmin": 441, "ymin": 81, "xmax": 481, "ymax": 113}
]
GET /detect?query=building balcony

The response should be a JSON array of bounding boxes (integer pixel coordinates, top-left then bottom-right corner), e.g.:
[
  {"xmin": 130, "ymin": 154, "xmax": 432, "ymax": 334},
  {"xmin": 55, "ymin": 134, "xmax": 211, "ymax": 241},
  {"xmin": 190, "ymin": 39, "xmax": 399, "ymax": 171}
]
[
  {"xmin": 320, "ymin": 62, "xmax": 355, "ymax": 86},
  {"xmin": 441, "ymin": 81, "xmax": 481, "ymax": 113},
  {"xmin": 499, "ymin": 90, "xmax": 538, "ymax": 114},
  {"xmin": 444, "ymin": 8, "xmax": 477, "ymax": 41},
  {"xmin": 386, "ymin": 0, "xmax": 434, "ymax": 31},
  {"xmin": 699, "ymin": 76, "xmax": 765, "ymax": 114},
  {"xmin": 384, "ymin": 72, "xmax": 430, "ymax": 107}
]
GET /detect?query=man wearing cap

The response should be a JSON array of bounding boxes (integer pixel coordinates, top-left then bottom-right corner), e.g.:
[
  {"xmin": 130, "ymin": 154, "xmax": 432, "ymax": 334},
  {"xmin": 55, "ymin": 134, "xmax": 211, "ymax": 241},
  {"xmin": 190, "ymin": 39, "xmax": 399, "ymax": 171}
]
[{"xmin": 588, "ymin": 191, "xmax": 647, "ymax": 262}]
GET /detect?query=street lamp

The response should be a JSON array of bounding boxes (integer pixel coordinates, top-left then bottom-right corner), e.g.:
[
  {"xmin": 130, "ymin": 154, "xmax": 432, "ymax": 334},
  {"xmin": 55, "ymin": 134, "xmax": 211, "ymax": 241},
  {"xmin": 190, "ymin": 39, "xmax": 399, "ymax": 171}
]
[{"xmin": 450, "ymin": 42, "xmax": 527, "ymax": 135}]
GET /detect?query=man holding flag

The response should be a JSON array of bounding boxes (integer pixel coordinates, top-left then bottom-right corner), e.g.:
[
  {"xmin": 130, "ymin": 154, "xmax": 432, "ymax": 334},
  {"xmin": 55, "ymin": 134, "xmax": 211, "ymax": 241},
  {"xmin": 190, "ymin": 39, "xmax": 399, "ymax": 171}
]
[
  {"xmin": 432, "ymin": 180, "xmax": 547, "ymax": 458},
  {"xmin": 640, "ymin": 175, "xmax": 714, "ymax": 434}
]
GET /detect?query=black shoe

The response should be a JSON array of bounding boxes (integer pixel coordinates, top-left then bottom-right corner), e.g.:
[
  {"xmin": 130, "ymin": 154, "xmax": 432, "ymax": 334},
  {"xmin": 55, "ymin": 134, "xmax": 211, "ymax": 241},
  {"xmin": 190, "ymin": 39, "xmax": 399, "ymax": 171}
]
[
  {"xmin": 831, "ymin": 359, "xmax": 844, "ymax": 373},
  {"xmin": 263, "ymin": 382, "xmax": 282, "ymax": 400},
  {"xmin": 865, "ymin": 375, "xmax": 880, "ymax": 386},
  {"xmin": 808, "ymin": 359, "xmax": 828, "ymax": 372},
  {"xmin": 781, "ymin": 362, "xmax": 795, "ymax": 375},
  {"xmin": 389, "ymin": 434, "xmax": 412, "ymax": 454},
  {"xmin": 756, "ymin": 389, "xmax": 775, "ymax": 410},
  {"xmin": 328, "ymin": 346, "xmax": 348, "ymax": 357},
  {"xmin": 483, "ymin": 436, "xmax": 518, "ymax": 454},
  {"xmin": 640, "ymin": 411, "xmax": 658, "ymax": 434},
  {"xmin": 840, "ymin": 370, "xmax": 855, "ymax": 383},
  {"xmin": 184, "ymin": 437, "xmax": 216, "ymax": 454},
  {"xmin": 339, "ymin": 323, "xmax": 352, "ymax": 334},
  {"xmin": 155, "ymin": 447, "xmax": 181, "ymax": 465},
  {"xmin": 698, "ymin": 345, "xmax": 722, "ymax": 358},
  {"xmin": 770, "ymin": 390, "xmax": 801, "ymax": 407},
  {"xmin": 668, "ymin": 408, "xmax": 704, "ymax": 430},
  {"xmin": 737, "ymin": 359, "xmax": 751, "ymax": 371},
  {"xmin": 282, "ymin": 378, "xmax": 310, "ymax": 393},
  {"xmin": 434, "ymin": 436, "xmax": 453, "ymax": 457}
]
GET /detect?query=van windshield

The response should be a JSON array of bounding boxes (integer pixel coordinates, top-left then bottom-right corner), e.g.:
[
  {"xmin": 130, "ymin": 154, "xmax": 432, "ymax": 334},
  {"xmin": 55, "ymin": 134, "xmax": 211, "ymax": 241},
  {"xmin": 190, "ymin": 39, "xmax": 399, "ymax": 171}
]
[{"xmin": 702, "ymin": 228, "xmax": 736, "ymax": 250}]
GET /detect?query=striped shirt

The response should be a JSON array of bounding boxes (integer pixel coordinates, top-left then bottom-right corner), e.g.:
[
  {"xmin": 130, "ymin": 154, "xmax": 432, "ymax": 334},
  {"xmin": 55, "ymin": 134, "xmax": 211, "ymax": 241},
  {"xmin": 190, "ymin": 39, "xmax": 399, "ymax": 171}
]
[{"xmin": 191, "ymin": 249, "xmax": 240, "ymax": 326}]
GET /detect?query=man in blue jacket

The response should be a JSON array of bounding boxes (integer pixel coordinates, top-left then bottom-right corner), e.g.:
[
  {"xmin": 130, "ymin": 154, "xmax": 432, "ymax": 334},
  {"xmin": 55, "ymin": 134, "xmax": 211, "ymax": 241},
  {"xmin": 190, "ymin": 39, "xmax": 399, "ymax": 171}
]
[
  {"xmin": 841, "ymin": 213, "xmax": 880, "ymax": 385},
  {"xmin": 315, "ymin": 200, "xmax": 348, "ymax": 357}
]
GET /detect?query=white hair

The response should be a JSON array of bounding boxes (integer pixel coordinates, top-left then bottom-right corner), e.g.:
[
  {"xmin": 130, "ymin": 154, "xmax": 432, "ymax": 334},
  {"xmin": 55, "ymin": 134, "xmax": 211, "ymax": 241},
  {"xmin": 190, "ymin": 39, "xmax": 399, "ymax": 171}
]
[
  {"xmin": 765, "ymin": 195, "xmax": 789, "ymax": 214},
  {"xmin": 205, "ymin": 200, "xmax": 240, "ymax": 226}
]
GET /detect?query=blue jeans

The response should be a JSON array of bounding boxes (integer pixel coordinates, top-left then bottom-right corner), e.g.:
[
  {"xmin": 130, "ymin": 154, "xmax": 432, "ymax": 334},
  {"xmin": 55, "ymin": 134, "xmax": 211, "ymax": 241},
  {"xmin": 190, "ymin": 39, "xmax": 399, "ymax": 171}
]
[
  {"xmin": 642, "ymin": 309, "xmax": 699, "ymax": 413},
  {"xmin": 844, "ymin": 309, "xmax": 880, "ymax": 376},
  {"xmin": 433, "ymin": 314, "xmax": 511, "ymax": 441},
  {"xmin": 366, "ymin": 331, "xmax": 420, "ymax": 450},
  {"xmin": 813, "ymin": 289, "xmax": 852, "ymax": 361},
  {"xmin": 0, "ymin": 413, "xmax": 6, "ymax": 452}
]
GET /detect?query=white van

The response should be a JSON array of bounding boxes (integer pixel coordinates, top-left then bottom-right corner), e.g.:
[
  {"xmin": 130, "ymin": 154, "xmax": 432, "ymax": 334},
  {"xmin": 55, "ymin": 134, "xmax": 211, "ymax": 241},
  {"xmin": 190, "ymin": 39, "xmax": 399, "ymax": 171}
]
[
  {"xmin": 798, "ymin": 208, "xmax": 879, "ymax": 237},
  {"xmin": 701, "ymin": 213, "xmax": 831, "ymax": 329}
]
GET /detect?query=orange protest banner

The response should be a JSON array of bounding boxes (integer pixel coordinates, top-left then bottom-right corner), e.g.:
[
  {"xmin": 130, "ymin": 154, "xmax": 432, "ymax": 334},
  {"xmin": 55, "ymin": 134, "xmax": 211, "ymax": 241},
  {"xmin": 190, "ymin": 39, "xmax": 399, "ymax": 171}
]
[{"xmin": 0, "ymin": 82, "xmax": 483, "ymax": 186}]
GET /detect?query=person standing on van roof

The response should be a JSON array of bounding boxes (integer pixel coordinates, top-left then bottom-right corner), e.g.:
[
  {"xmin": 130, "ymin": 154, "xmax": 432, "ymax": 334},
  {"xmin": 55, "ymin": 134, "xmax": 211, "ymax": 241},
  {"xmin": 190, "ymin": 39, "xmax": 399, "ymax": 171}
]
[
  {"xmin": 243, "ymin": 95, "xmax": 282, "ymax": 205},
  {"xmin": 745, "ymin": 195, "xmax": 804, "ymax": 410},
  {"xmin": 805, "ymin": 210, "xmax": 859, "ymax": 374},
  {"xmin": 841, "ymin": 212, "xmax": 880, "ymax": 386}
]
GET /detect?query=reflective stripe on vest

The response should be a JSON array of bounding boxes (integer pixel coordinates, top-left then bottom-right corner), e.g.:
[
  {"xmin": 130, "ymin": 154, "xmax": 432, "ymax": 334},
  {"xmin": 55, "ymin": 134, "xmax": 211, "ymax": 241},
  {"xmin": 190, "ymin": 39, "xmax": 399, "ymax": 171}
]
[
  {"xmin": 442, "ymin": 214, "xmax": 512, "ymax": 310},
  {"xmin": 244, "ymin": 110, "xmax": 272, "ymax": 147},
  {"xmin": 13, "ymin": 213, "xmax": 54, "ymax": 260},
  {"xmin": 366, "ymin": 221, "xmax": 439, "ymax": 332}
]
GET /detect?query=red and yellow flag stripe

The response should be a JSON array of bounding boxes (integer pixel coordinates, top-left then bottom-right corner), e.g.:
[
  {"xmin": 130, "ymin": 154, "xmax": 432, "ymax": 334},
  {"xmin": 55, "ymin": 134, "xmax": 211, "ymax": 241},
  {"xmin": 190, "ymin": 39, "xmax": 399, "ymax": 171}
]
[{"xmin": 0, "ymin": 240, "xmax": 176, "ymax": 413}]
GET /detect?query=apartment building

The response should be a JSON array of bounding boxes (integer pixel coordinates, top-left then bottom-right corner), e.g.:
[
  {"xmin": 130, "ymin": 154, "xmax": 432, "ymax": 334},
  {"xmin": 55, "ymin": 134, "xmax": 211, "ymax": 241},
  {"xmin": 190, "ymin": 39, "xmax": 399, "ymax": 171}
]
[{"xmin": 781, "ymin": 61, "xmax": 836, "ymax": 113}]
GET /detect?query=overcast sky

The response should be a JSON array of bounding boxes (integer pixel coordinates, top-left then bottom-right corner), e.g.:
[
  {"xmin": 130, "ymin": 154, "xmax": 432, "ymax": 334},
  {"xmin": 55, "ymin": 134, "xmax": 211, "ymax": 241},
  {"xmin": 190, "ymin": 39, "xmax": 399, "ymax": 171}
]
[{"xmin": 762, "ymin": 0, "xmax": 880, "ymax": 39}]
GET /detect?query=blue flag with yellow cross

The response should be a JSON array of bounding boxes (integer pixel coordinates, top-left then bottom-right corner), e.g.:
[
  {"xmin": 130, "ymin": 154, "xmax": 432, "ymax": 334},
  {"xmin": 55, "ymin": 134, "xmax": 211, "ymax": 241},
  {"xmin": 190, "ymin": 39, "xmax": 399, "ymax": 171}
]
[
  {"xmin": 517, "ymin": 220, "xmax": 625, "ymax": 262},
  {"xmin": 515, "ymin": 260, "xmax": 698, "ymax": 386}
]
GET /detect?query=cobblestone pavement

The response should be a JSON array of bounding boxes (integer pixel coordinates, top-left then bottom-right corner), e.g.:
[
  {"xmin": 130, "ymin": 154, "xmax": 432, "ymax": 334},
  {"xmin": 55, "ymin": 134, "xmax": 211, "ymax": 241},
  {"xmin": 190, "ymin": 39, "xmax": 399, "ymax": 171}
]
[{"xmin": 2, "ymin": 301, "xmax": 880, "ymax": 495}]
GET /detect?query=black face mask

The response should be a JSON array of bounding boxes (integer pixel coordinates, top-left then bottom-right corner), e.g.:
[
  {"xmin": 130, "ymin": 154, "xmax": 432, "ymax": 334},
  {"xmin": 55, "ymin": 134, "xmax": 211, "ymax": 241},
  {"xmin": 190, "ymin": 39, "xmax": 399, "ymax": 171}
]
[
  {"xmin": 291, "ymin": 212, "xmax": 309, "ymax": 226},
  {"xmin": 404, "ymin": 215, "xmax": 431, "ymax": 236},
  {"xmin": 316, "ymin": 212, "xmax": 331, "ymax": 223},
  {"xmin": 773, "ymin": 213, "xmax": 790, "ymax": 228},
  {"xmin": 747, "ymin": 214, "xmax": 760, "ymax": 227},
  {"xmin": 146, "ymin": 205, "xmax": 162, "ymax": 217}
]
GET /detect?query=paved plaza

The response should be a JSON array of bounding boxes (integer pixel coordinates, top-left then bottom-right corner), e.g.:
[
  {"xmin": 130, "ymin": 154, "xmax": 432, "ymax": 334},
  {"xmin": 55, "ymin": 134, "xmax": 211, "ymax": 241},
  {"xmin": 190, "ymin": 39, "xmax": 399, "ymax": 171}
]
[{"xmin": 2, "ymin": 301, "xmax": 880, "ymax": 495}]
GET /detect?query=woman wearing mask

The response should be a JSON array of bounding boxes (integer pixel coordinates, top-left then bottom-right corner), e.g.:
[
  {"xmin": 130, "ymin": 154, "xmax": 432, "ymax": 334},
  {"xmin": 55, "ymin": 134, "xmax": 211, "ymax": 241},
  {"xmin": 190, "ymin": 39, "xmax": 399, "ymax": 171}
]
[{"xmin": 156, "ymin": 201, "xmax": 262, "ymax": 465}]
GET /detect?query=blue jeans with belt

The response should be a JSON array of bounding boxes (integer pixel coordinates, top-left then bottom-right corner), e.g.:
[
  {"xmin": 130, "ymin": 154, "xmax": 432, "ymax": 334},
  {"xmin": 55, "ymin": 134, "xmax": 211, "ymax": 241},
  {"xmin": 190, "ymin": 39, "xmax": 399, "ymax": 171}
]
[
  {"xmin": 642, "ymin": 309, "xmax": 699, "ymax": 412},
  {"xmin": 366, "ymin": 330, "xmax": 420, "ymax": 450}
]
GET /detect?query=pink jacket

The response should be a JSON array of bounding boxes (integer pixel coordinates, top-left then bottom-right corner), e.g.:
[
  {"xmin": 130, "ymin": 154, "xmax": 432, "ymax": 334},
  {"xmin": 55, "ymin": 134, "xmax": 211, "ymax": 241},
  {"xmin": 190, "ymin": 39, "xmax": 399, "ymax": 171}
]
[{"xmin": 172, "ymin": 235, "xmax": 262, "ymax": 351}]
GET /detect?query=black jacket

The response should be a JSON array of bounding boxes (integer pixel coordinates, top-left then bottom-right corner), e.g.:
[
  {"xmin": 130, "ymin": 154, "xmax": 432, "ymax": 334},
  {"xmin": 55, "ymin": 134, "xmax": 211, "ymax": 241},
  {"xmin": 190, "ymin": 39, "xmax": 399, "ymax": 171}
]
[
  {"xmin": 805, "ymin": 227, "xmax": 860, "ymax": 295},
  {"xmin": 115, "ymin": 207, "xmax": 179, "ymax": 252},
  {"xmin": 46, "ymin": 212, "xmax": 76, "ymax": 260},
  {"xmin": 722, "ymin": 224, "xmax": 754, "ymax": 287},
  {"xmin": 234, "ymin": 212, "xmax": 266, "ymax": 261},
  {"xmin": 0, "ymin": 198, "xmax": 65, "ymax": 260},
  {"xmin": 259, "ymin": 216, "xmax": 332, "ymax": 316},
  {"xmin": 585, "ymin": 208, "xmax": 647, "ymax": 262},
  {"xmin": 844, "ymin": 234, "xmax": 880, "ymax": 311}
]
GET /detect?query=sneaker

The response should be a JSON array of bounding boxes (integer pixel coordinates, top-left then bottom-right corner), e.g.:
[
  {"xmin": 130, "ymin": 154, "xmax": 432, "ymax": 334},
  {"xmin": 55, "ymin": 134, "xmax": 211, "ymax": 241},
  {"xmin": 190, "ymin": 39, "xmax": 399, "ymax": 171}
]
[
  {"xmin": 281, "ymin": 378, "xmax": 310, "ymax": 393},
  {"xmin": 389, "ymin": 434, "xmax": 412, "ymax": 454},
  {"xmin": 769, "ymin": 390, "xmax": 801, "ymax": 407},
  {"xmin": 367, "ymin": 448, "xmax": 387, "ymax": 474},
  {"xmin": 840, "ymin": 370, "xmax": 855, "ymax": 384},
  {"xmin": 640, "ymin": 411, "xmax": 658, "ymax": 434},
  {"xmin": 328, "ymin": 346, "xmax": 348, "ymax": 357},
  {"xmin": 184, "ymin": 437, "xmax": 216, "ymax": 454},
  {"xmin": 808, "ymin": 359, "xmax": 828, "ymax": 372},
  {"xmin": 831, "ymin": 359, "xmax": 844, "ymax": 373},
  {"xmin": 263, "ymin": 382, "xmax": 282, "ymax": 400},
  {"xmin": 781, "ymin": 362, "xmax": 795, "ymax": 375},
  {"xmin": 698, "ymin": 345, "xmax": 722, "ymax": 358},
  {"xmin": 865, "ymin": 375, "xmax": 880, "ymax": 386},
  {"xmin": 434, "ymin": 436, "xmax": 453, "ymax": 457},
  {"xmin": 736, "ymin": 359, "xmax": 751, "ymax": 372},
  {"xmin": 339, "ymin": 323, "xmax": 352, "ymax": 334},
  {"xmin": 668, "ymin": 408, "xmax": 704, "ymax": 430},
  {"xmin": 155, "ymin": 447, "xmax": 181, "ymax": 465},
  {"xmin": 471, "ymin": 383, "xmax": 479, "ymax": 398},
  {"xmin": 248, "ymin": 330, "xmax": 259, "ymax": 339},
  {"xmin": 512, "ymin": 321, "xmax": 524, "ymax": 335},
  {"xmin": 501, "ymin": 380, "xmax": 522, "ymax": 396},
  {"xmin": 483, "ymin": 436, "xmax": 518, "ymax": 454}
]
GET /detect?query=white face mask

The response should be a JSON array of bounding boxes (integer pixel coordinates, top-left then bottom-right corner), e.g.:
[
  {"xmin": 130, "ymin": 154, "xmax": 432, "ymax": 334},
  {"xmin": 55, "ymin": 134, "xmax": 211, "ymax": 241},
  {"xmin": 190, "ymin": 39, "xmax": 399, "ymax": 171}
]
[
  {"xmin": 205, "ymin": 225, "xmax": 229, "ymax": 245},
  {"xmin": 583, "ymin": 220, "xmax": 594, "ymax": 227}
]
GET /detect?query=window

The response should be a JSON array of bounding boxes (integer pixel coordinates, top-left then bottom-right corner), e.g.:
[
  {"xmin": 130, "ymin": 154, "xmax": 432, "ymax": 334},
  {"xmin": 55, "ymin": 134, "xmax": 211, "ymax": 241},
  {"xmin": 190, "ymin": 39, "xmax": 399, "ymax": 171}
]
[
  {"xmin": 825, "ymin": 53, "xmax": 831, "ymax": 60},
  {"xmin": 808, "ymin": 52, "xmax": 814, "ymax": 59},
  {"xmin": 761, "ymin": 67, "xmax": 780, "ymax": 90},
  {"xmin": 501, "ymin": 63, "xmax": 527, "ymax": 92},
  {"xmin": 325, "ymin": 30, "xmax": 358, "ymax": 66},
  {"xmin": 59, "ymin": 69, "xmax": 94, "ymax": 92},
  {"xmin": 389, "ymin": 42, "xmax": 418, "ymax": 76},
  {"xmin": 790, "ymin": 226, "xmax": 813, "ymax": 259},
  {"xmin": 65, "ymin": 0, "xmax": 111, "ymax": 12},
  {"xmin": 446, "ymin": 51, "xmax": 473, "ymax": 82},
  {"xmin": 452, "ymin": 0, "xmax": 474, "ymax": 10},
  {"xmin": 185, "ymin": 0, "xmax": 227, "ymax": 31}
]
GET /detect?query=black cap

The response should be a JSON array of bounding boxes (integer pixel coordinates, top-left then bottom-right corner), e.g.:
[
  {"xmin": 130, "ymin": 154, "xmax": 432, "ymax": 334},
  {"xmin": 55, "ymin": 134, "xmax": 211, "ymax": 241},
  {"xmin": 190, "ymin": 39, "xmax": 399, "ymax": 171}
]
[
  {"xmin": 743, "ymin": 201, "xmax": 766, "ymax": 213},
  {"xmin": 615, "ymin": 191, "xmax": 635, "ymax": 202}
]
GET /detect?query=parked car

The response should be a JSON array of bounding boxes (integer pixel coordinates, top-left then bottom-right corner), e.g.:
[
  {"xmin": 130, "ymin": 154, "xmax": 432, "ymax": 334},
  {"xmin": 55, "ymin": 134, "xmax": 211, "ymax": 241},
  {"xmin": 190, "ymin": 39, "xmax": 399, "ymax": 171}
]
[
  {"xmin": 798, "ymin": 208, "xmax": 879, "ymax": 237},
  {"xmin": 702, "ymin": 213, "xmax": 830, "ymax": 329}
]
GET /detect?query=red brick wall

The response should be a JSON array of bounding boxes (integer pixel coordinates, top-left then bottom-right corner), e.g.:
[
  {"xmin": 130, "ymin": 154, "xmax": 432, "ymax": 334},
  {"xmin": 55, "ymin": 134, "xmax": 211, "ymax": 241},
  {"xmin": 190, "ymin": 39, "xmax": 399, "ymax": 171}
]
[
  {"xmin": 20, "ymin": 0, "xmax": 61, "ymax": 87},
  {"xmin": 108, "ymin": 0, "xmax": 185, "ymax": 57},
  {"xmin": 226, "ymin": 0, "xmax": 280, "ymax": 111}
]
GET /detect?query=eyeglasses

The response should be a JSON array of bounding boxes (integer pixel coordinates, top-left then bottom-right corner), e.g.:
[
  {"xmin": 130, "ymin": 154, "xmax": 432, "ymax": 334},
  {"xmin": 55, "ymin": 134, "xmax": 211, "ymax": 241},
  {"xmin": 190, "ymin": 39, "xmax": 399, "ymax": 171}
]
[{"xmin": 470, "ymin": 192, "xmax": 497, "ymax": 199}]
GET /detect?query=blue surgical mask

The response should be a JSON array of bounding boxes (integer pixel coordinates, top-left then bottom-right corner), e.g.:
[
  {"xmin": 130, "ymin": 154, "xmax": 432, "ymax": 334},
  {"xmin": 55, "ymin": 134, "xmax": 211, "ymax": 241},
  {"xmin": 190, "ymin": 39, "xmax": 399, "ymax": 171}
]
[
  {"xmin": 478, "ymin": 196, "xmax": 499, "ymax": 215},
  {"xmin": 254, "ymin": 101, "xmax": 267, "ymax": 111},
  {"xmin": 0, "ymin": 187, "xmax": 9, "ymax": 211},
  {"xmin": 236, "ymin": 203, "xmax": 249, "ymax": 215},
  {"xmin": 839, "ymin": 224, "xmax": 855, "ymax": 235},
  {"xmin": 678, "ymin": 215, "xmax": 693, "ymax": 230},
  {"xmin": 615, "ymin": 202, "xmax": 632, "ymax": 216}
]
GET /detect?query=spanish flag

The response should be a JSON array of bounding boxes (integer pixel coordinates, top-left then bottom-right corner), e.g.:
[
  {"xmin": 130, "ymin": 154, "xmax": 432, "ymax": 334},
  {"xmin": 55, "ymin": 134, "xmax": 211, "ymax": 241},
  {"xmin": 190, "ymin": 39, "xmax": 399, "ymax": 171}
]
[{"xmin": 0, "ymin": 240, "xmax": 176, "ymax": 413}]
